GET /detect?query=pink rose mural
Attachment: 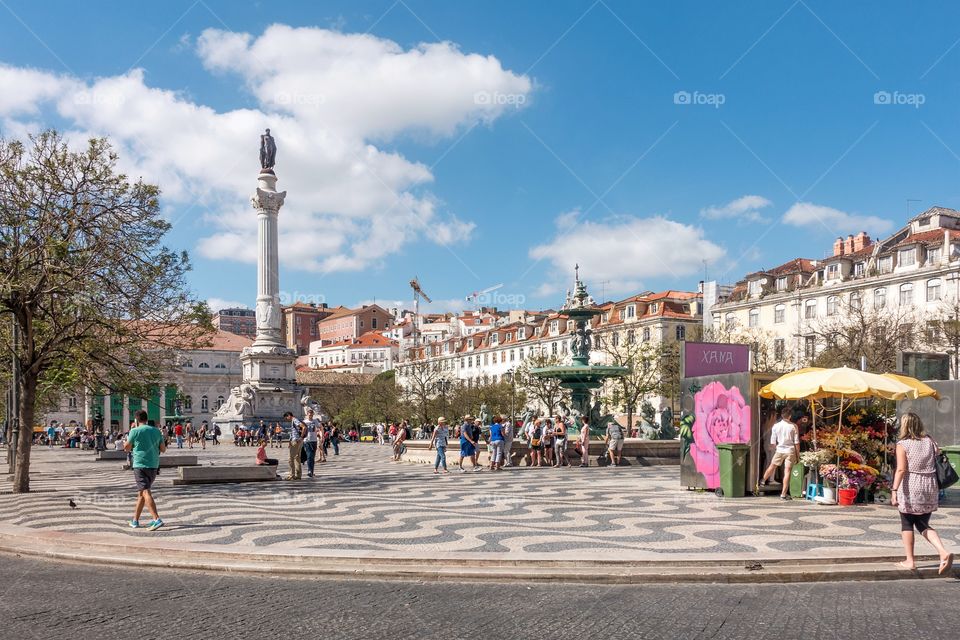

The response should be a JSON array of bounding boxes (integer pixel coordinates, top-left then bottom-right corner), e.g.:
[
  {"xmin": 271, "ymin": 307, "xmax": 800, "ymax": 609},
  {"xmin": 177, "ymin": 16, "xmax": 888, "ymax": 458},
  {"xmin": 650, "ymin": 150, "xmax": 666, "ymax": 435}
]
[{"xmin": 691, "ymin": 381, "xmax": 751, "ymax": 488}]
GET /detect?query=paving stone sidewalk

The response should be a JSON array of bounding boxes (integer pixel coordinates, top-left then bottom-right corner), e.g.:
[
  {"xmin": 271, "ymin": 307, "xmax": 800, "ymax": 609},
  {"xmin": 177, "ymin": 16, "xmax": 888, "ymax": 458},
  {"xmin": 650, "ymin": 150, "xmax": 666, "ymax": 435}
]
[{"xmin": 3, "ymin": 443, "xmax": 959, "ymax": 557}]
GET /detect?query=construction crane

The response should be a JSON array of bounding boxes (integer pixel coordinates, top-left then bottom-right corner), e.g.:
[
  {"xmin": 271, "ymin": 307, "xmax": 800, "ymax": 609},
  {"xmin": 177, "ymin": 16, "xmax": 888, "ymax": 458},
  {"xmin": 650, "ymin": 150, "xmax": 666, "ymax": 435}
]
[
  {"xmin": 465, "ymin": 283, "xmax": 504, "ymax": 310},
  {"xmin": 409, "ymin": 277, "xmax": 432, "ymax": 352}
]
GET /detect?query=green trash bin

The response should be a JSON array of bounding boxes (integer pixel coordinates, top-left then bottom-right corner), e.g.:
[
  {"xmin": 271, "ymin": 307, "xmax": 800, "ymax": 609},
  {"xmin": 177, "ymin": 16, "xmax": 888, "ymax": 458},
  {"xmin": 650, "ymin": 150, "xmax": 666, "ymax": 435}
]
[
  {"xmin": 789, "ymin": 461, "xmax": 808, "ymax": 498},
  {"xmin": 942, "ymin": 446, "xmax": 960, "ymax": 486},
  {"xmin": 716, "ymin": 443, "xmax": 750, "ymax": 498}
]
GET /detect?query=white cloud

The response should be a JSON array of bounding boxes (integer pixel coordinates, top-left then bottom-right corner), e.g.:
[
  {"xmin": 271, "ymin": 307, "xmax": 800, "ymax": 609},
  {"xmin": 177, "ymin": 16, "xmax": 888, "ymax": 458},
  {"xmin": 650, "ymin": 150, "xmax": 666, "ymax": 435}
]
[
  {"xmin": 701, "ymin": 194, "xmax": 772, "ymax": 222},
  {"xmin": 782, "ymin": 202, "xmax": 894, "ymax": 235},
  {"xmin": 207, "ymin": 297, "xmax": 248, "ymax": 312},
  {"xmin": 0, "ymin": 25, "xmax": 532, "ymax": 274},
  {"xmin": 529, "ymin": 215, "xmax": 726, "ymax": 296}
]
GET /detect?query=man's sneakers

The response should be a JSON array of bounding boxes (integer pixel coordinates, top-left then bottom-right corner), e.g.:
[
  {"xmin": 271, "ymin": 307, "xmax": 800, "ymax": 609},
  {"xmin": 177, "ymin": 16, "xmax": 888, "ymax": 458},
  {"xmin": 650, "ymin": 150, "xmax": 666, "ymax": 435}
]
[
  {"xmin": 780, "ymin": 494, "xmax": 792, "ymax": 501},
  {"xmin": 128, "ymin": 519, "xmax": 140, "ymax": 529},
  {"xmin": 147, "ymin": 518, "xmax": 165, "ymax": 531}
]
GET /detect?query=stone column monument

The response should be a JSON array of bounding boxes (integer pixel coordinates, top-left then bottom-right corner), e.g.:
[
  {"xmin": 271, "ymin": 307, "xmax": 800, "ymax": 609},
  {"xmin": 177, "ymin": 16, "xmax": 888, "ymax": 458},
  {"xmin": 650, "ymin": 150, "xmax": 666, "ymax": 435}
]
[{"xmin": 214, "ymin": 129, "xmax": 318, "ymax": 433}]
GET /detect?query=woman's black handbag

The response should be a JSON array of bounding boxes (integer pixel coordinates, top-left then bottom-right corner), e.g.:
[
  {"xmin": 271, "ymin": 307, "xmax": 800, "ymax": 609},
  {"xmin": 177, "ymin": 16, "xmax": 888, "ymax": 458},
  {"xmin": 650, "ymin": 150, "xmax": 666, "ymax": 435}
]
[{"xmin": 935, "ymin": 452, "xmax": 958, "ymax": 489}]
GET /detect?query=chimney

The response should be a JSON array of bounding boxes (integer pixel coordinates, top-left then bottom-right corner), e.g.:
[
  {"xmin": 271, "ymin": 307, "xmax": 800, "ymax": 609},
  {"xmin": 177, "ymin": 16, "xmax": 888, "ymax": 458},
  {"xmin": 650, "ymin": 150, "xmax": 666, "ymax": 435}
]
[
  {"xmin": 853, "ymin": 231, "xmax": 871, "ymax": 252},
  {"xmin": 844, "ymin": 234, "xmax": 854, "ymax": 255},
  {"xmin": 833, "ymin": 237, "xmax": 844, "ymax": 256}
]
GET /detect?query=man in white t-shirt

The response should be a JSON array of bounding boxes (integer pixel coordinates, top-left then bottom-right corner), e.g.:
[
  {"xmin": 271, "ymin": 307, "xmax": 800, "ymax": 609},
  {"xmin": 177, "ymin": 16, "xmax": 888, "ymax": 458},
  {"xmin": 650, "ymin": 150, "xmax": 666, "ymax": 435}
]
[{"xmin": 761, "ymin": 407, "xmax": 800, "ymax": 500}]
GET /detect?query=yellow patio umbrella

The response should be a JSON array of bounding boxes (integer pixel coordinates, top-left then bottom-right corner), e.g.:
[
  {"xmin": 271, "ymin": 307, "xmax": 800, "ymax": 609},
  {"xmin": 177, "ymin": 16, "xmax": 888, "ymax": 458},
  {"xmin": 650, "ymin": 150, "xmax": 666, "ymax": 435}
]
[
  {"xmin": 758, "ymin": 366, "xmax": 917, "ymax": 401},
  {"xmin": 882, "ymin": 373, "xmax": 941, "ymax": 400}
]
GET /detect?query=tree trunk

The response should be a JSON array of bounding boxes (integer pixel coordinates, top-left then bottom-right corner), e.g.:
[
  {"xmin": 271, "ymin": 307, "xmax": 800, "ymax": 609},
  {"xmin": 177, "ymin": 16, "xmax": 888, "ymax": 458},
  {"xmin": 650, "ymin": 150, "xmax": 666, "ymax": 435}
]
[
  {"xmin": 13, "ymin": 372, "xmax": 37, "ymax": 493},
  {"xmin": 626, "ymin": 406, "xmax": 633, "ymax": 439}
]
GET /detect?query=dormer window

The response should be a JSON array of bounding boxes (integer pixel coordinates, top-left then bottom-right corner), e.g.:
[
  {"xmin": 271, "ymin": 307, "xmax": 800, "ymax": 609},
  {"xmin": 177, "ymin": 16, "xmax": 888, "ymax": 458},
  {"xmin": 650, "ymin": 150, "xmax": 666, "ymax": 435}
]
[
  {"xmin": 506, "ymin": 333, "xmax": 512, "ymax": 341},
  {"xmin": 899, "ymin": 248, "xmax": 916, "ymax": 267},
  {"xmin": 878, "ymin": 256, "xmax": 893, "ymax": 274},
  {"xmin": 928, "ymin": 247, "xmax": 942, "ymax": 263},
  {"xmin": 475, "ymin": 318, "xmax": 481, "ymax": 325},
  {"xmin": 518, "ymin": 328, "xmax": 525, "ymax": 339},
  {"xmin": 747, "ymin": 280, "xmax": 762, "ymax": 295},
  {"xmin": 491, "ymin": 334, "xmax": 499, "ymax": 345},
  {"xmin": 650, "ymin": 303, "xmax": 659, "ymax": 314},
  {"xmin": 826, "ymin": 264, "xmax": 839, "ymax": 279},
  {"xmin": 854, "ymin": 262, "xmax": 865, "ymax": 277},
  {"xmin": 626, "ymin": 304, "xmax": 636, "ymax": 318},
  {"xmin": 550, "ymin": 320, "xmax": 559, "ymax": 333},
  {"xmin": 776, "ymin": 276, "xmax": 788, "ymax": 291},
  {"xmin": 468, "ymin": 339, "xmax": 474, "ymax": 349}
]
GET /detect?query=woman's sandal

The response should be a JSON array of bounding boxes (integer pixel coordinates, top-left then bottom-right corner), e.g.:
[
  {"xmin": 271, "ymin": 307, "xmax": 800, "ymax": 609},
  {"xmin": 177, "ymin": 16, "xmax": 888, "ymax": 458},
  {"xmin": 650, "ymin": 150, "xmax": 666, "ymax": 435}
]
[
  {"xmin": 939, "ymin": 553, "xmax": 954, "ymax": 576},
  {"xmin": 896, "ymin": 561, "xmax": 916, "ymax": 570}
]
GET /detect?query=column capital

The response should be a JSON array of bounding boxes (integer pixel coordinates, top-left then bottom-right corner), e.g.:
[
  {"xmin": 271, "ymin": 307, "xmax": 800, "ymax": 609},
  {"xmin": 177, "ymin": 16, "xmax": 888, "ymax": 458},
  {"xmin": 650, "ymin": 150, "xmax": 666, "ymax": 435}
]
[{"xmin": 251, "ymin": 187, "xmax": 287, "ymax": 212}]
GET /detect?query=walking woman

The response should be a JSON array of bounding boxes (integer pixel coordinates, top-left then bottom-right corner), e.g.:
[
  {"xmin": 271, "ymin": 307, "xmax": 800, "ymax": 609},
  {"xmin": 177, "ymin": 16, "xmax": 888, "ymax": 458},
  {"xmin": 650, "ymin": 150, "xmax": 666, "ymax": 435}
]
[
  {"xmin": 891, "ymin": 412, "xmax": 954, "ymax": 573},
  {"xmin": 429, "ymin": 417, "xmax": 450, "ymax": 474}
]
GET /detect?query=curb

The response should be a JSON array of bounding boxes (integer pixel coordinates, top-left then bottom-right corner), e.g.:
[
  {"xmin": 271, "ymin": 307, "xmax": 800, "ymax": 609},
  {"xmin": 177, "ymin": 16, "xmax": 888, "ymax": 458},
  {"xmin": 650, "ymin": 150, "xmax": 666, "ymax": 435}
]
[{"xmin": 0, "ymin": 524, "xmax": 950, "ymax": 584}]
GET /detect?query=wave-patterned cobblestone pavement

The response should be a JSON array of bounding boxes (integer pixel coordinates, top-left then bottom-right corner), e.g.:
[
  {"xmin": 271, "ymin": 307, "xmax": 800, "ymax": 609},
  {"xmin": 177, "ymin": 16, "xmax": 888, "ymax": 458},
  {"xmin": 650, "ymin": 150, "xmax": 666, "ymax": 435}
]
[{"xmin": 3, "ymin": 444, "xmax": 959, "ymax": 556}]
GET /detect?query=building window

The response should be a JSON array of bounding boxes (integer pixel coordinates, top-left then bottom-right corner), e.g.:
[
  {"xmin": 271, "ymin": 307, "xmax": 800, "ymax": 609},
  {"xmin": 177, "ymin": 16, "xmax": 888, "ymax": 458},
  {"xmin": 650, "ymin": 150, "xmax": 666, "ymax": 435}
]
[
  {"xmin": 826, "ymin": 296, "xmax": 839, "ymax": 316},
  {"xmin": 643, "ymin": 328, "xmax": 651, "ymax": 342},
  {"xmin": 804, "ymin": 300, "xmax": 817, "ymax": 319},
  {"xmin": 748, "ymin": 308, "xmax": 759, "ymax": 328},
  {"xmin": 748, "ymin": 280, "xmax": 762, "ymax": 295},
  {"xmin": 928, "ymin": 247, "xmax": 942, "ymax": 264},
  {"xmin": 899, "ymin": 283, "xmax": 913, "ymax": 306},
  {"xmin": 676, "ymin": 325, "xmax": 685, "ymax": 340},
  {"xmin": 650, "ymin": 303, "xmax": 659, "ymax": 314},
  {"xmin": 491, "ymin": 333, "xmax": 499, "ymax": 345},
  {"xmin": 725, "ymin": 313, "xmax": 736, "ymax": 330},
  {"xmin": 550, "ymin": 320, "xmax": 559, "ymax": 333},
  {"xmin": 198, "ymin": 362, "xmax": 210, "ymax": 369},
  {"xmin": 899, "ymin": 248, "xmax": 916, "ymax": 267},
  {"xmin": 774, "ymin": 304, "xmax": 785, "ymax": 324},
  {"xmin": 774, "ymin": 339, "xmax": 785, "ymax": 361},
  {"xmin": 626, "ymin": 329, "xmax": 635, "ymax": 344},
  {"xmin": 551, "ymin": 342, "xmax": 558, "ymax": 355},
  {"xmin": 826, "ymin": 264, "xmax": 839, "ymax": 279},
  {"xmin": 372, "ymin": 318, "xmax": 378, "ymax": 329},
  {"xmin": 854, "ymin": 262, "xmax": 865, "ymax": 277},
  {"xmin": 878, "ymin": 256, "xmax": 893, "ymax": 274},
  {"xmin": 611, "ymin": 332, "xmax": 620, "ymax": 347},
  {"xmin": 850, "ymin": 291, "xmax": 862, "ymax": 310},
  {"xmin": 776, "ymin": 276, "xmax": 788, "ymax": 291},
  {"xmin": 184, "ymin": 395, "xmax": 193, "ymax": 411},
  {"xmin": 626, "ymin": 305, "xmax": 636, "ymax": 319},
  {"xmin": 927, "ymin": 278, "xmax": 942, "ymax": 302},
  {"xmin": 900, "ymin": 324, "xmax": 914, "ymax": 349},
  {"xmin": 874, "ymin": 288, "xmax": 886, "ymax": 309},
  {"xmin": 68, "ymin": 396, "xmax": 77, "ymax": 409},
  {"xmin": 804, "ymin": 336, "xmax": 816, "ymax": 359},
  {"xmin": 215, "ymin": 363, "xmax": 226, "ymax": 369}
]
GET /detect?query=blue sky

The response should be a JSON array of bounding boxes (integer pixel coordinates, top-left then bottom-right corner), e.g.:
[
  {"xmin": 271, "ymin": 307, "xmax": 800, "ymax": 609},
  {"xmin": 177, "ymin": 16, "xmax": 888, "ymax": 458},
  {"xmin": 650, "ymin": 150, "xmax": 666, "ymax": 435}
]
[{"xmin": 2, "ymin": 1, "xmax": 959, "ymax": 313}]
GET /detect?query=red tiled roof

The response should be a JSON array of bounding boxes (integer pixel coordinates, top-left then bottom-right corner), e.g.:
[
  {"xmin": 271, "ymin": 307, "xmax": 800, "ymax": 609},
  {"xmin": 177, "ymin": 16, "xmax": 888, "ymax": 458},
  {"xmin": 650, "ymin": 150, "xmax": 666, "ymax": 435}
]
[
  {"xmin": 894, "ymin": 229, "xmax": 960, "ymax": 248},
  {"xmin": 203, "ymin": 329, "xmax": 253, "ymax": 351}
]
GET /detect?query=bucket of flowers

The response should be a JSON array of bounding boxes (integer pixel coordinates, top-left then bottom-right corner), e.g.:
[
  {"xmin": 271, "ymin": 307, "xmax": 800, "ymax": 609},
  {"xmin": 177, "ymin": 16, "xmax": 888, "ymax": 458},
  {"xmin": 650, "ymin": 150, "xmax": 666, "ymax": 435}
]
[{"xmin": 818, "ymin": 463, "xmax": 878, "ymax": 505}]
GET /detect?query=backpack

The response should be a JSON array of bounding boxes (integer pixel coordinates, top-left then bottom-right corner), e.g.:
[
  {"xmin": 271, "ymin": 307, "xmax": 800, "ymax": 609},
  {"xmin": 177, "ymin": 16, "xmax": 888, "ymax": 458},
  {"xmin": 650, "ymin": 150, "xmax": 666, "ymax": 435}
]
[{"xmin": 214, "ymin": 426, "xmax": 221, "ymax": 436}]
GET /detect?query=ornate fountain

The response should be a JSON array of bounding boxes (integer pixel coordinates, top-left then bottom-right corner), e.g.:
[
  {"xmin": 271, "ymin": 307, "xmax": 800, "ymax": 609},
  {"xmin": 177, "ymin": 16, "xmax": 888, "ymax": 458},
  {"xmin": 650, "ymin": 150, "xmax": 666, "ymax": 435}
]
[{"xmin": 531, "ymin": 267, "xmax": 628, "ymax": 432}]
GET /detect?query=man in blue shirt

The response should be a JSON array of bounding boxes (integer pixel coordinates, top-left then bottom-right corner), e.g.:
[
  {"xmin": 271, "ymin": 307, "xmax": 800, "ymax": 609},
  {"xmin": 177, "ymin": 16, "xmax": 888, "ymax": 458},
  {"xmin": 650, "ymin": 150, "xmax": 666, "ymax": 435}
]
[{"xmin": 124, "ymin": 410, "xmax": 166, "ymax": 530}]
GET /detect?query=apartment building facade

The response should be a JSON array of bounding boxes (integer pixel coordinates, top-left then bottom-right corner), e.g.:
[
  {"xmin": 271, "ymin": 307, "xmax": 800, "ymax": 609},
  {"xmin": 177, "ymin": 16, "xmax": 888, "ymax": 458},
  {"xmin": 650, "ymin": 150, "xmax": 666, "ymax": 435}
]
[{"xmin": 707, "ymin": 206, "xmax": 960, "ymax": 372}]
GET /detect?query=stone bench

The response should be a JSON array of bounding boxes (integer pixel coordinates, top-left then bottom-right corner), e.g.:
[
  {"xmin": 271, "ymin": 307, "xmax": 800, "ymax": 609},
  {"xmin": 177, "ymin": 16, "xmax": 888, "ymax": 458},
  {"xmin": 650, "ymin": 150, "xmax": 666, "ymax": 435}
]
[
  {"xmin": 96, "ymin": 450, "xmax": 128, "ymax": 461},
  {"xmin": 121, "ymin": 455, "xmax": 199, "ymax": 470},
  {"xmin": 173, "ymin": 465, "xmax": 278, "ymax": 485}
]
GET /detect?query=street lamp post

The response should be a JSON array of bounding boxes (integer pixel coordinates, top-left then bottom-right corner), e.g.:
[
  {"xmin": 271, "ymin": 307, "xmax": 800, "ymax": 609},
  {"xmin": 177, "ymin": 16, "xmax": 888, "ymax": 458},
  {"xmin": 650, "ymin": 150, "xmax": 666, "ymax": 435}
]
[
  {"xmin": 6, "ymin": 314, "xmax": 19, "ymax": 475},
  {"xmin": 506, "ymin": 368, "xmax": 516, "ymax": 426}
]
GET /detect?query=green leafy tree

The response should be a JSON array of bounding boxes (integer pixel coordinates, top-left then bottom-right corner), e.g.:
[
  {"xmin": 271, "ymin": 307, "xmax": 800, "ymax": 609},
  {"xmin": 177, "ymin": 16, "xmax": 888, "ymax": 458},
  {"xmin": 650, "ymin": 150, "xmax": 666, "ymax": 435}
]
[{"xmin": 0, "ymin": 131, "xmax": 212, "ymax": 492}]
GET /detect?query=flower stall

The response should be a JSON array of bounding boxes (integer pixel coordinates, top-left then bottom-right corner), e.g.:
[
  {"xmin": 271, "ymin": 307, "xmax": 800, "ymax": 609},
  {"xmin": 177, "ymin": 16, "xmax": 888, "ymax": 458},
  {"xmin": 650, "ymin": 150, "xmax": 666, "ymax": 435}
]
[{"xmin": 759, "ymin": 367, "xmax": 926, "ymax": 505}]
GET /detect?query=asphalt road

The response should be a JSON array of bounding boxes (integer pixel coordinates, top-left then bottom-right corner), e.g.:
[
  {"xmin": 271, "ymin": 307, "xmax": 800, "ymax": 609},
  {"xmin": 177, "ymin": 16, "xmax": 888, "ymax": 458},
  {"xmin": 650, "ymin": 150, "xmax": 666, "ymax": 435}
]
[{"xmin": 1, "ymin": 555, "xmax": 957, "ymax": 640}]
